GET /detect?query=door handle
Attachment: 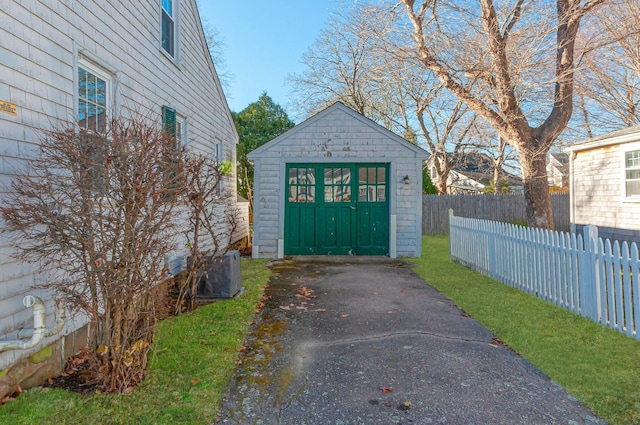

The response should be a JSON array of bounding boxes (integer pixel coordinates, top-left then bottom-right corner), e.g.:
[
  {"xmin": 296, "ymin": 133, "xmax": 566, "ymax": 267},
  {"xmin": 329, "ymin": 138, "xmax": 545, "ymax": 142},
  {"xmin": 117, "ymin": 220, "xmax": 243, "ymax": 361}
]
[{"xmin": 350, "ymin": 205, "xmax": 356, "ymax": 210}]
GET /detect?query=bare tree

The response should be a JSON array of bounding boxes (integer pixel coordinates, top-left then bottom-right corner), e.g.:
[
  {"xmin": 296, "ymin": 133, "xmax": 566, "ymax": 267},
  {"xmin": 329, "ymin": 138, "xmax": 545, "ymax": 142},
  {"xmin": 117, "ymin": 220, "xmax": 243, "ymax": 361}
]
[
  {"xmin": 0, "ymin": 116, "xmax": 184, "ymax": 393},
  {"xmin": 400, "ymin": 0, "xmax": 605, "ymax": 228},
  {"xmin": 575, "ymin": 0, "xmax": 640, "ymax": 134},
  {"xmin": 201, "ymin": 19, "xmax": 233, "ymax": 96},
  {"xmin": 288, "ymin": 4, "xmax": 385, "ymax": 119},
  {"xmin": 289, "ymin": 2, "xmax": 478, "ymax": 193}
]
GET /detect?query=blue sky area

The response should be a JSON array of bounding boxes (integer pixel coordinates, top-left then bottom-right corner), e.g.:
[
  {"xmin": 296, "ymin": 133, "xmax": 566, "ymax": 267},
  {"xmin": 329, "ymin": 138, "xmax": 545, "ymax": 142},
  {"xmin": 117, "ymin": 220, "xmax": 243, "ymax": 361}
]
[{"xmin": 198, "ymin": 1, "xmax": 336, "ymax": 116}]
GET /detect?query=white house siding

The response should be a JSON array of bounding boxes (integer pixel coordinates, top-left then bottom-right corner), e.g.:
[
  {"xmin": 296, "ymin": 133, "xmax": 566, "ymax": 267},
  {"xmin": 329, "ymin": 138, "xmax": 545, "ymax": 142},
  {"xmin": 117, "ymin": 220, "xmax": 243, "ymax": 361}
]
[
  {"xmin": 570, "ymin": 130, "xmax": 640, "ymax": 244},
  {"xmin": 0, "ymin": 0, "xmax": 238, "ymax": 375},
  {"xmin": 249, "ymin": 103, "xmax": 428, "ymax": 258}
]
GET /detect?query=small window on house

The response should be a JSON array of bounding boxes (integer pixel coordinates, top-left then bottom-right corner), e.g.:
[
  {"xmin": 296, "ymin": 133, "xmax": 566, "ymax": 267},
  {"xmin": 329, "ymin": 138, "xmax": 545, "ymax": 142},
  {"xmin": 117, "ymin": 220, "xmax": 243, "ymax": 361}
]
[
  {"xmin": 77, "ymin": 60, "xmax": 111, "ymax": 194},
  {"xmin": 625, "ymin": 149, "xmax": 640, "ymax": 198},
  {"xmin": 213, "ymin": 142, "xmax": 221, "ymax": 163},
  {"xmin": 213, "ymin": 141, "xmax": 224, "ymax": 196},
  {"xmin": 78, "ymin": 61, "xmax": 110, "ymax": 132},
  {"xmin": 161, "ymin": 0, "xmax": 175, "ymax": 57},
  {"xmin": 162, "ymin": 106, "xmax": 181, "ymax": 186}
]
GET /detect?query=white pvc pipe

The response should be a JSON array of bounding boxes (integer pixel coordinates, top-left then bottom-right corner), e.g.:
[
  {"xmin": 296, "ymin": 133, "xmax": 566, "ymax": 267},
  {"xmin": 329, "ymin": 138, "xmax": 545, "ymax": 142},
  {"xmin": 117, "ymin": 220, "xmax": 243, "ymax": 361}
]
[{"xmin": 0, "ymin": 296, "xmax": 66, "ymax": 353}]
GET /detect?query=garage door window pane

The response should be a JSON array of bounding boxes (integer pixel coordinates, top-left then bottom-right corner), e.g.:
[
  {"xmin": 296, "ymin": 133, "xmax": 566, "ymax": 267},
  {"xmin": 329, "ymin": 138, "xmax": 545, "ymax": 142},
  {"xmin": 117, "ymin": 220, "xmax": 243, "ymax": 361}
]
[
  {"xmin": 289, "ymin": 167, "xmax": 316, "ymax": 202},
  {"xmin": 359, "ymin": 167, "xmax": 385, "ymax": 202},
  {"xmin": 324, "ymin": 167, "xmax": 351, "ymax": 202}
]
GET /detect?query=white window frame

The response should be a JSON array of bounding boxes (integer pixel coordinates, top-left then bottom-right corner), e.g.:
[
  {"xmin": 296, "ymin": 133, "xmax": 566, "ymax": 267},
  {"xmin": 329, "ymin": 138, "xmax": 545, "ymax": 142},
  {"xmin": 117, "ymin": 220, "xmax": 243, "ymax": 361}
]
[
  {"xmin": 623, "ymin": 142, "xmax": 640, "ymax": 202},
  {"xmin": 161, "ymin": 0, "xmax": 178, "ymax": 59},
  {"xmin": 77, "ymin": 59, "xmax": 111, "ymax": 132},
  {"xmin": 175, "ymin": 114, "xmax": 187, "ymax": 148}
]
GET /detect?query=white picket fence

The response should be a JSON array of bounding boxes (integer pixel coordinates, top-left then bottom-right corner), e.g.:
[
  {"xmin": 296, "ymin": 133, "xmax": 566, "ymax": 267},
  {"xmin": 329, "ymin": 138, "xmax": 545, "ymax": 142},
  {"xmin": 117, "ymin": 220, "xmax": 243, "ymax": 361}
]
[{"xmin": 449, "ymin": 212, "xmax": 640, "ymax": 340}]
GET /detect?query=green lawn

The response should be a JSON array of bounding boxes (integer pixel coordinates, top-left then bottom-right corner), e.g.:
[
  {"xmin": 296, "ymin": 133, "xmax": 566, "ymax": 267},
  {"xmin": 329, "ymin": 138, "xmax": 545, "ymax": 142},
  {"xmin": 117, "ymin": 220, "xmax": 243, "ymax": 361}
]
[
  {"xmin": 410, "ymin": 235, "xmax": 640, "ymax": 425},
  {"xmin": 0, "ymin": 258, "xmax": 271, "ymax": 425},
  {"xmin": 3, "ymin": 238, "xmax": 639, "ymax": 424}
]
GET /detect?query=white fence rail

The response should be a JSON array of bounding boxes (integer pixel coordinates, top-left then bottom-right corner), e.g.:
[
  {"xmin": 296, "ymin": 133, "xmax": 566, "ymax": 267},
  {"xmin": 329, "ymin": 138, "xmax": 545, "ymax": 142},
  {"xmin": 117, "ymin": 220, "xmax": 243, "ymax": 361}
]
[{"xmin": 449, "ymin": 212, "xmax": 640, "ymax": 340}]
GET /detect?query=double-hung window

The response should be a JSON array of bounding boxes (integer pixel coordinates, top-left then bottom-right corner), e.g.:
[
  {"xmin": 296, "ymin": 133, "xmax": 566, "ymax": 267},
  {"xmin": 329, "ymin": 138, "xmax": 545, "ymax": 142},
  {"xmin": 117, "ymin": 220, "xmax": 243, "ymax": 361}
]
[
  {"xmin": 161, "ymin": 0, "xmax": 175, "ymax": 57},
  {"xmin": 77, "ymin": 60, "xmax": 111, "ymax": 193},
  {"xmin": 77, "ymin": 60, "xmax": 110, "ymax": 132},
  {"xmin": 625, "ymin": 149, "xmax": 640, "ymax": 199}
]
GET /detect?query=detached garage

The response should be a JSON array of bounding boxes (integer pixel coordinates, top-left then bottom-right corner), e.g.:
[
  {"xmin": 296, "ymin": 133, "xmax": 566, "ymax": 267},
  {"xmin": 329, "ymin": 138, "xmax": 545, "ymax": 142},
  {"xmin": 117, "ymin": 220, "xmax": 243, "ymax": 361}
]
[{"xmin": 248, "ymin": 102, "xmax": 428, "ymax": 258}]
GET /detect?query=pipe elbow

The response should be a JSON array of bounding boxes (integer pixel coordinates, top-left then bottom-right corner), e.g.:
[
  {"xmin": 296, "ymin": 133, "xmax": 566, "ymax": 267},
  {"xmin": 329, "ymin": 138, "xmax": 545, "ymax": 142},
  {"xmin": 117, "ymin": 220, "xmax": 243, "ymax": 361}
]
[{"xmin": 0, "ymin": 296, "xmax": 64, "ymax": 353}]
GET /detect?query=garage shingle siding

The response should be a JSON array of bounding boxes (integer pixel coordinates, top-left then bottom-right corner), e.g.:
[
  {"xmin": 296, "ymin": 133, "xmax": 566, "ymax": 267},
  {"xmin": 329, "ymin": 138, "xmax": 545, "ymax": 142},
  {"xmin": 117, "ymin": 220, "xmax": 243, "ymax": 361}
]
[{"xmin": 249, "ymin": 103, "xmax": 428, "ymax": 258}]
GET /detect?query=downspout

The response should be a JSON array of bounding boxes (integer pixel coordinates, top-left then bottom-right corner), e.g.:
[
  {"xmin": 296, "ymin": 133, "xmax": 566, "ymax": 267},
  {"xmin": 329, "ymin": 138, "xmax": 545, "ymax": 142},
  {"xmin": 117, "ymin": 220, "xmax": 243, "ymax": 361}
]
[{"xmin": 0, "ymin": 296, "xmax": 66, "ymax": 353}]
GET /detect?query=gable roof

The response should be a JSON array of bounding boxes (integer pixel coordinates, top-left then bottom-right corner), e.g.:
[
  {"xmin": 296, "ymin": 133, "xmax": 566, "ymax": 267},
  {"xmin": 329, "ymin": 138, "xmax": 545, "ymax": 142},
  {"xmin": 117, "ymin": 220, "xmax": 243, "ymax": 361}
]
[
  {"xmin": 248, "ymin": 102, "xmax": 429, "ymax": 160},
  {"xmin": 192, "ymin": 0, "xmax": 238, "ymax": 142},
  {"xmin": 428, "ymin": 151, "xmax": 522, "ymax": 187},
  {"xmin": 568, "ymin": 125, "xmax": 640, "ymax": 153}
]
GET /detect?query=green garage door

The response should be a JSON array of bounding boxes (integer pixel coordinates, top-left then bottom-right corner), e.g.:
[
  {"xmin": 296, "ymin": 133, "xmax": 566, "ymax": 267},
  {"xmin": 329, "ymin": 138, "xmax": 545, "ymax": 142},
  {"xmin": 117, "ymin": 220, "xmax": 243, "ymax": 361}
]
[{"xmin": 285, "ymin": 163, "xmax": 389, "ymax": 255}]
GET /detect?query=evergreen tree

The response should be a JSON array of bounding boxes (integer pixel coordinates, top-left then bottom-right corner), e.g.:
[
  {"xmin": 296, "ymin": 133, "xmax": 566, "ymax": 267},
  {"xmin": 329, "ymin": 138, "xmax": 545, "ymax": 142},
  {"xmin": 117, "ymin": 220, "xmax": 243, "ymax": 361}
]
[{"xmin": 233, "ymin": 92, "xmax": 295, "ymax": 202}]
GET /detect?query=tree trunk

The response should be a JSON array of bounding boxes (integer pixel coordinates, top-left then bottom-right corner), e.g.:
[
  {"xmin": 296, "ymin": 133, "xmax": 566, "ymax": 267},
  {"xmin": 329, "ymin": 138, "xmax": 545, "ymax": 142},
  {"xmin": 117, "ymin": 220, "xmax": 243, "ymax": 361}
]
[
  {"xmin": 437, "ymin": 178, "xmax": 448, "ymax": 194},
  {"xmin": 520, "ymin": 153, "xmax": 553, "ymax": 229}
]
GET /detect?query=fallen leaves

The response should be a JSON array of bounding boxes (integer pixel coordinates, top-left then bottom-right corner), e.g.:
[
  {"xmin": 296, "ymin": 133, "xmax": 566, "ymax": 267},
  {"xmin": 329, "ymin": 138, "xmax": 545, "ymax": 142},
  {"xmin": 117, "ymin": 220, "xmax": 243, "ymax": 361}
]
[
  {"xmin": 296, "ymin": 285, "xmax": 316, "ymax": 299},
  {"xmin": 381, "ymin": 387, "xmax": 393, "ymax": 393},
  {"xmin": 0, "ymin": 385, "xmax": 22, "ymax": 405}
]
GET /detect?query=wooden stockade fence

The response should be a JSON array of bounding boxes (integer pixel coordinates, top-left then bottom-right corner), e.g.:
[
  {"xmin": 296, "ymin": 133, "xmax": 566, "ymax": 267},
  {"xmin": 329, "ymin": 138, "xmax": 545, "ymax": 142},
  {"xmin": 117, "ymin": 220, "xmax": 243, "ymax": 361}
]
[
  {"xmin": 449, "ymin": 213, "xmax": 640, "ymax": 340},
  {"xmin": 423, "ymin": 193, "xmax": 570, "ymax": 235}
]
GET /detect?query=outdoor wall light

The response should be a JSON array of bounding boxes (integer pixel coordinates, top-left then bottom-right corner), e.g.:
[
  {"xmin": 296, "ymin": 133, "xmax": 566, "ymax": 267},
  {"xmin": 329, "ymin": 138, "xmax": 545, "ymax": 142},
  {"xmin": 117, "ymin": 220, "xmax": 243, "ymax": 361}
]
[{"xmin": 404, "ymin": 175, "xmax": 410, "ymax": 185}]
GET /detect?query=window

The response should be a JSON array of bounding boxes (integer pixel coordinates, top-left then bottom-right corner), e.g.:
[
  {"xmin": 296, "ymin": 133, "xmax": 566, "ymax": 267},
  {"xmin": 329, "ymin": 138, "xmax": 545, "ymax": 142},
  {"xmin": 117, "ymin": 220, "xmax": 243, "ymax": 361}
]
[
  {"xmin": 213, "ymin": 141, "xmax": 225, "ymax": 197},
  {"xmin": 161, "ymin": 0, "xmax": 175, "ymax": 57},
  {"xmin": 358, "ymin": 167, "xmax": 386, "ymax": 202},
  {"xmin": 162, "ymin": 106, "xmax": 181, "ymax": 187},
  {"xmin": 625, "ymin": 149, "xmax": 640, "ymax": 198},
  {"xmin": 288, "ymin": 167, "xmax": 316, "ymax": 203},
  {"xmin": 77, "ymin": 60, "xmax": 110, "ymax": 132},
  {"xmin": 77, "ymin": 60, "xmax": 111, "ymax": 193},
  {"xmin": 324, "ymin": 167, "xmax": 351, "ymax": 202},
  {"xmin": 213, "ymin": 141, "xmax": 221, "ymax": 164}
]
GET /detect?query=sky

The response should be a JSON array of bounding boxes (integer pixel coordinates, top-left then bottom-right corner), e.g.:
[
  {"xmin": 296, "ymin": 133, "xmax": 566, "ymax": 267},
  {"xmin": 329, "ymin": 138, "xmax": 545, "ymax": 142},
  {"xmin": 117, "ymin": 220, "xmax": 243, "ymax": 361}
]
[{"xmin": 197, "ymin": 1, "xmax": 336, "ymax": 117}]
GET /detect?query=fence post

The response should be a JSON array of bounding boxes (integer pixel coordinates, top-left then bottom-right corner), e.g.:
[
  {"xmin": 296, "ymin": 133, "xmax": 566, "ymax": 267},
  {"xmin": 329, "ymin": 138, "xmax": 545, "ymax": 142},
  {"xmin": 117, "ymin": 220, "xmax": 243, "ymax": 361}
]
[
  {"xmin": 448, "ymin": 209, "xmax": 454, "ymax": 260},
  {"xmin": 580, "ymin": 225, "xmax": 600, "ymax": 320}
]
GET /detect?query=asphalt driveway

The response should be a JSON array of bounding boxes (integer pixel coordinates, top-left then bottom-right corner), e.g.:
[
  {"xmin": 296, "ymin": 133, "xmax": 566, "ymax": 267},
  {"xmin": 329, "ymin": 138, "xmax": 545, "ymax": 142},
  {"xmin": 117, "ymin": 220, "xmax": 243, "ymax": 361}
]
[{"xmin": 216, "ymin": 256, "xmax": 605, "ymax": 425}]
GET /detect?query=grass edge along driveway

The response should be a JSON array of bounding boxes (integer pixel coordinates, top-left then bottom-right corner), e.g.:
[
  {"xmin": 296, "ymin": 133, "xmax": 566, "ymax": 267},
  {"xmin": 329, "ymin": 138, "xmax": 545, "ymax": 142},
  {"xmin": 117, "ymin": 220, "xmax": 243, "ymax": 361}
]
[
  {"xmin": 410, "ymin": 235, "xmax": 640, "ymax": 425},
  {"xmin": 0, "ymin": 258, "xmax": 272, "ymax": 425}
]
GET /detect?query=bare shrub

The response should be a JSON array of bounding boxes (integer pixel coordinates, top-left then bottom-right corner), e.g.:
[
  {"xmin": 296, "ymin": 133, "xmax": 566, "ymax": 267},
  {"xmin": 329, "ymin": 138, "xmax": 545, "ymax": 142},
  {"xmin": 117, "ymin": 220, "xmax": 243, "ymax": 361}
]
[
  {"xmin": 0, "ymin": 116, "xmax": 184, "ymax": 393},
  {"xmin": 176, "ymin": 153, "xmax": 238, "ymax": 313}
]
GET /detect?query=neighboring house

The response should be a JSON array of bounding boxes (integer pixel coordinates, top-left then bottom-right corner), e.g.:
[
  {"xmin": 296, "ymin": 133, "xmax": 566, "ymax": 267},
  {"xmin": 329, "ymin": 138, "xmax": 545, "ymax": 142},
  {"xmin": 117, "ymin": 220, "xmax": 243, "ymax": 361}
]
[
  {"xmin": 427, "ymin": 152, "xmax": 523, "ymax": 194},
  {"xmin": 0, "ymin": 0, "xmax": 242, "ymax": 396},
  {"xmin": 568, "ymin": 125, "xmax": 640, "ymax": 244},
  {"xmin": 248, "ymin": 102, "xmax": 429, "ymax": 258},
  {"xmin": 547, "ymin": 152, "xmax": 569, "ymax": 189}
]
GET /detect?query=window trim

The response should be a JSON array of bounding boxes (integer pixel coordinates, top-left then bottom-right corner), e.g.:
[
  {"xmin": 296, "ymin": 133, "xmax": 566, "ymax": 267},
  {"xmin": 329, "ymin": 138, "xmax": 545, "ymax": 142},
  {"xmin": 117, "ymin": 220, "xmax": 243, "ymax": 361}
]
[
  {"xmin": 175, "ymin": 114, "xmax": 186, "ymax": 148},
  {"xmin": 622, "ymin": 142, "xmax": 640, "ymax": 202},
  {"xmin": 77, "ymin": 58, "xmax": 112, "ymax": 132}
]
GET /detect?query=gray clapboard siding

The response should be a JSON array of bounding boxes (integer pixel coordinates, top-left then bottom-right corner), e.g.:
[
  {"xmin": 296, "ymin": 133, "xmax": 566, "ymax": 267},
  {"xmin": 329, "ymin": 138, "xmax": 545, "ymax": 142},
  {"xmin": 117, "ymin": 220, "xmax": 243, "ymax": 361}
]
[{"xmin": 0, "ymin": 0, "xmax": 240, "ymax": 372}]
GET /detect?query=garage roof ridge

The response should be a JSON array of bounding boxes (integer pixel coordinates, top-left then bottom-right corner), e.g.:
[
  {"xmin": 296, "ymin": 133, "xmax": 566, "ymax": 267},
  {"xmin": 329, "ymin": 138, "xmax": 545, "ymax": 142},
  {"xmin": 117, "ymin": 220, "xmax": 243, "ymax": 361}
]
[{"xmin": 247, "ymin": 102, "xmax": 429, "ymax": 160}]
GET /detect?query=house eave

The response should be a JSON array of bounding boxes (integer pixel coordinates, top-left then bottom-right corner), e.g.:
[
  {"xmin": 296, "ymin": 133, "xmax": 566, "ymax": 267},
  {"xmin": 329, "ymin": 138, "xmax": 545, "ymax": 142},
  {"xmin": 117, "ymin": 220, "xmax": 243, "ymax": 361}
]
[{"xmin": 567, "ymin": 126, "xmax": 640, "ymax": 154}]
